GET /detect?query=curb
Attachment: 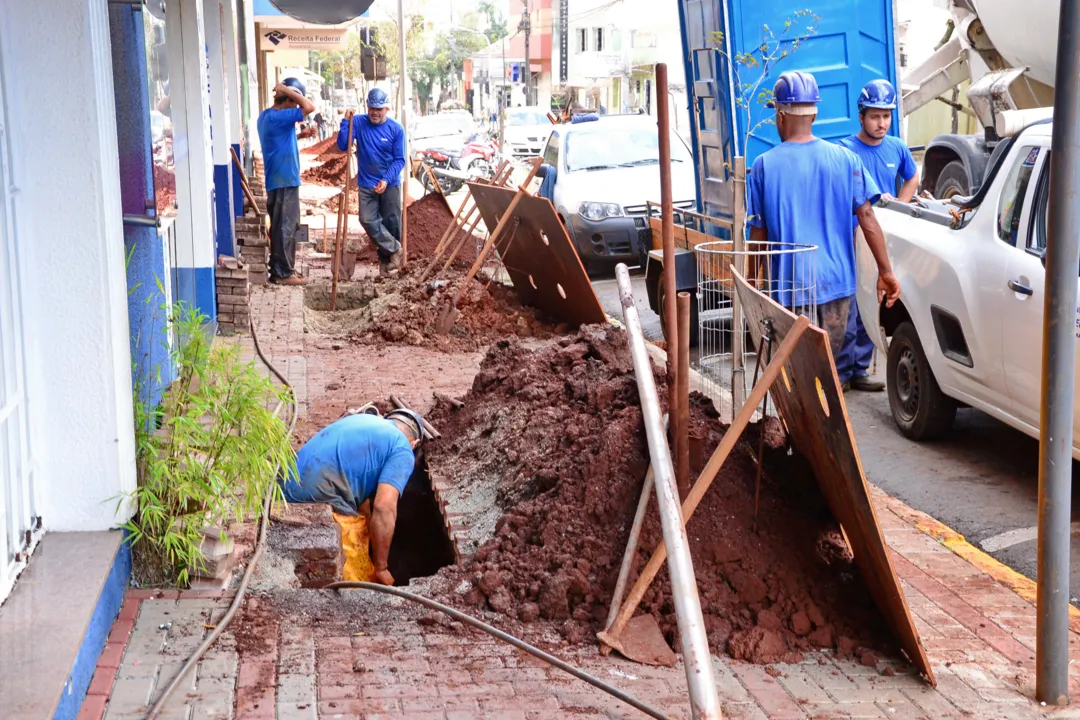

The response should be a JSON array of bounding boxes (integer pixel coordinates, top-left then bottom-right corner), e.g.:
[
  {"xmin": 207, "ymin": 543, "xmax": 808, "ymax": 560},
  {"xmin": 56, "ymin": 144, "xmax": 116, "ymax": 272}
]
[{"xmin": 874, "ymin": 486, "xmax": 1080, "ymax": 635}]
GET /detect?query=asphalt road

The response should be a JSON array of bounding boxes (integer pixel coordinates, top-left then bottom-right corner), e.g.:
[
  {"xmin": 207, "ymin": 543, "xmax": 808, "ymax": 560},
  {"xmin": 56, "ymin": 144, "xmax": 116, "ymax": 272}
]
[{"xmin": 592, "ymin": 273, "xmax": 1080, "ymax": 602}]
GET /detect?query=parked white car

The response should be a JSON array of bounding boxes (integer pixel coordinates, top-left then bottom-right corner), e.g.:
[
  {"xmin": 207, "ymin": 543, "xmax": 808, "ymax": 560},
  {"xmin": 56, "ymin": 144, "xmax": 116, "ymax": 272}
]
[
  {"xmin": 855, "ymin": 120, "xmax": 1080, "ymax": 454},
  {"xmin": 540, "ymin": 114, "xmax": 696, "ymax": 273},
  {"xmin": 503, "ymin": 107, "xmax": 552, "ymax": 159}
]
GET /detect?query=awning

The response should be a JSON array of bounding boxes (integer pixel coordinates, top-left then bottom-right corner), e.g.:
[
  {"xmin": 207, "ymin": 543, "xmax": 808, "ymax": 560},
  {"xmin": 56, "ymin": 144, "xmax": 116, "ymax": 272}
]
[{"xmin": 268, "ymin": 0, "xmax": 374, "ymax": 24}]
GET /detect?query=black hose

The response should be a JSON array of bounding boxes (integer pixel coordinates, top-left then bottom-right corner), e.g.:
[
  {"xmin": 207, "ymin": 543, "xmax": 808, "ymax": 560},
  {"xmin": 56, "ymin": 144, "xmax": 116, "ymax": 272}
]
[
  {"xmin": 325, "ymin": 581, "xmax": 674, "ymax": 720},
  {"xmin": 146, "ymin": 305, "xmax": 297, "ymax": 720}
]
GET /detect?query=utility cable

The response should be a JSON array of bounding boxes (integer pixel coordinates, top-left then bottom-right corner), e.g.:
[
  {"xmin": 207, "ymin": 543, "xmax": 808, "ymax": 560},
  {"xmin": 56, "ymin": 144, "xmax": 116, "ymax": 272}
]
[{"xmin": 325, "ymin": 581, "xmax": 674, "ymax": 720}]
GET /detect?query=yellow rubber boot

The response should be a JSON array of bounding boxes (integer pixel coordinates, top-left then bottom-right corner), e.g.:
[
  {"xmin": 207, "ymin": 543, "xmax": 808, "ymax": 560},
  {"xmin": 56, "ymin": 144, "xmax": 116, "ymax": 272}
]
[{"xmin": 332, "ymin": 511, "xmax": 377, "ymax": 582}]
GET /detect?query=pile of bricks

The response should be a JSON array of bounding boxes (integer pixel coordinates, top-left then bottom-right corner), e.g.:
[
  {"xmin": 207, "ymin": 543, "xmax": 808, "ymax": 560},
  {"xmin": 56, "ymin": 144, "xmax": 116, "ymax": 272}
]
[
  {"xmin": 235, "ymin": 156, "xmax": 269, "ymax": 286},
  {"xmin": 215, "ymin": 255, "xmax": 250, "ymax": 333},
  {"xmin": 270, "ymin": 504, "xmax": 344, "ymax": 588}
]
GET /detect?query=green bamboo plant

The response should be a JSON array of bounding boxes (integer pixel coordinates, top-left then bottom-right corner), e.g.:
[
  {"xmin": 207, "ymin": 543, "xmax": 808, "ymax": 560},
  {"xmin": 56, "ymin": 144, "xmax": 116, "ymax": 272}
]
[{"xmin": 124, "ymin": 302, "xmax": 296, "ymax": 587}]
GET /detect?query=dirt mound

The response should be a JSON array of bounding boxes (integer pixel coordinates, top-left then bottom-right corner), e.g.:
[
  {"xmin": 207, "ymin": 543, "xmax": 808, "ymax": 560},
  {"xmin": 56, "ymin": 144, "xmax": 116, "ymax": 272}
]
[
  {"xmin": 424, "ymin": 328, "xmax": 892, "ymax": 664},
  {"xmin": 302, "ymin": 136, "xmax": 338, "ymax": 156},
  {"xmin": 303, "ymin": 271, "xmax": 567, "ymax": 352},
  {"xmin": 405, "ymin": 194, "xmax": 478, "ymax": 267},
  {"xmin": 316, "ymin": 141, "xmax": 346, "ymax": 162},
  {"xmin": 303, "ymin": 153, "xmax": 348, "ymax": 187}
]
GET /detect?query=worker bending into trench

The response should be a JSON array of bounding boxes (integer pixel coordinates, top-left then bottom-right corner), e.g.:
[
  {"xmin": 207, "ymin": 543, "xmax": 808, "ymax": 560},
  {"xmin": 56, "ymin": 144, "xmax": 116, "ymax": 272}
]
[
  {"xmin": 280, "ymin": 408, "xmax": 427, "ymax": 585},
  {"xmin": 747, "ymin": 70, "xmax": 900, "ymax": 359}
]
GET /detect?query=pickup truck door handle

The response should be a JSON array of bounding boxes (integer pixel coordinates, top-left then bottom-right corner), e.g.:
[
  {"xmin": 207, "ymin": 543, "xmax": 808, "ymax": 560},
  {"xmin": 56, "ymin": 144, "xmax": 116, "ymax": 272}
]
[{"xmin": 1008, "ymin": 279, "xmax": 1034, "ymax": 296}]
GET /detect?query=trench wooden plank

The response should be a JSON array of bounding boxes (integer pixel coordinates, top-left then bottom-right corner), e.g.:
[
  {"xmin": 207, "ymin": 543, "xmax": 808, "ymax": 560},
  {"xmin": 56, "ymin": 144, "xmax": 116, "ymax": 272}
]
[
  {"xmin": 466, "ymin": 182, "xmax": 606, "ymax": 326},
  {"xmin": 732, "ymin": 268, "xmax": 936, "ymax": 685}
]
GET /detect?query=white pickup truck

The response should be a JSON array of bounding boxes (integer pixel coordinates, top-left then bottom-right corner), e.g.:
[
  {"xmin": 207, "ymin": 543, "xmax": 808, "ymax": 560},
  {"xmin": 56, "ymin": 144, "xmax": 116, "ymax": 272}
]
[{"xmin": 855, "ymin": 119, "xmax": 1079, "ymax": 455}]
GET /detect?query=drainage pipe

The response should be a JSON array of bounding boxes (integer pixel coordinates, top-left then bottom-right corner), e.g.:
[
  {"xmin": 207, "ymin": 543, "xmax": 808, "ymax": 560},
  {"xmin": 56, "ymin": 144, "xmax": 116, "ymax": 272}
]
[
  {"xmin": 325, "ymin": 582, "xmax": 672, "ymax": 720},
  {"xmin": 614, "ymin": 264, "xmax": 721, "ymax": 719}
]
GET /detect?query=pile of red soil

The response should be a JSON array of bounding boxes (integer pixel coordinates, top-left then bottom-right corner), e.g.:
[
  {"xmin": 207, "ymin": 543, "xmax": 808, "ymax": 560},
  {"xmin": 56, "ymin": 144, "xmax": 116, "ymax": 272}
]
[
  {"xmin": 350, "ymin": 269, "xmax": 567, "ymax": 353},
  {"xmin": 302, "ymin": 153, "xmax": 348, "ymax": 186},
  {"xmin": 302, "ymin": 136, "xmax": 338, "ymax": 156},
  {"xmin": 404, "ymin": 194, "xmax": 478, "ymax": 267},
  {"xmin": 425, "ymin": 327, "xmax": 892, "ymax": 665}
]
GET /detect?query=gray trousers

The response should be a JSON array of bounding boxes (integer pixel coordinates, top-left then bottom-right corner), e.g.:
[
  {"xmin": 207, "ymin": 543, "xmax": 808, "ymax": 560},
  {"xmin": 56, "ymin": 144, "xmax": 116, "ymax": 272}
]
[
  {"xmin": 792, "ymin": 295, "xmax": 851, "ymax": 360},
  {"xmin": 267, "ymin": 186, "xmax": 300, "ymax": 279},
  {"xmin": 358, "ymin": 185, "xmax": 402, "ymax": 264}
]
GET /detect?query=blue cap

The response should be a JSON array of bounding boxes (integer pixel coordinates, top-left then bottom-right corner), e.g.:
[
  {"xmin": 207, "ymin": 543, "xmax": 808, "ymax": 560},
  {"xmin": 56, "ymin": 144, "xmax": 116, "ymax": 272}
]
[
  {"xmin": 282, "ymin": 76, "xmax": 306, "ymax": 98},
  {"xmin": 367, "ymin": 88, "xmax": 390, "ymax": 109},
  {"xmin": 858, "ymin": 79, "xmax": 897, "ymax": 110},
  {"xmin": 768, "ymin": 70, "xmax": 821, "ymax": 108}
]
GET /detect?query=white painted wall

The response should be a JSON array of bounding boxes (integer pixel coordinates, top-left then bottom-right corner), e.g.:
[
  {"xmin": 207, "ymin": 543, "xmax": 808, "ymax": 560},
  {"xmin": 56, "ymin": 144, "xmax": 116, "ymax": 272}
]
[
  {"xmin": 221, "ymin": 0, "xmax": 243, "ymax": 144},
  {"xmin": 168, "ymin": 0, "xmax": 217, "ymax": 272},
  {"xmin": 0, "ymin": 0, "xmax": 136, "ymax": 531}
]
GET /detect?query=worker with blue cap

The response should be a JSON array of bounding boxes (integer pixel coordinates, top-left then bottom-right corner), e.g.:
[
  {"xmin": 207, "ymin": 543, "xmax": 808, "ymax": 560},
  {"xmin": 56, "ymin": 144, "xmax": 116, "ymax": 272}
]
[
  {"xmin": 281, "ymin": 407, "xmax": 428, "ymax": 586},
  {"xmin": 257, "ymin": 78, "xmax": 315, "ymax": 285},
  {"xmin": 339, "ymin": 88, "xmax": 407, "ymax": 277},
  {"xmin": 834, "ymin": 79, "xmax": 918, "ymax": 391},
  {"xmin": 747, "ymin": 70, "xmax": 900, "ymax": 358}
]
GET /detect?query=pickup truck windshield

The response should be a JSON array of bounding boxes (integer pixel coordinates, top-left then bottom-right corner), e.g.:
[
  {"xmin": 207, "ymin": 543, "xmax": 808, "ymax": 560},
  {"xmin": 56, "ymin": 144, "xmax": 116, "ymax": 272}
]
[{"xmin": 564, "ymin": 126, "xmax": 691, "ymax": 172}]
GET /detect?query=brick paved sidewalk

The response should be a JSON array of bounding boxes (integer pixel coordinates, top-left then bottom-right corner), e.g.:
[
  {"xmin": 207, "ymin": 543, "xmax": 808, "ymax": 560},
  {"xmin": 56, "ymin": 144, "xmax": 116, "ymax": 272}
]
[{"xmin": 82, "ymin": 272, "xmax": 1080, "ymax": 720}]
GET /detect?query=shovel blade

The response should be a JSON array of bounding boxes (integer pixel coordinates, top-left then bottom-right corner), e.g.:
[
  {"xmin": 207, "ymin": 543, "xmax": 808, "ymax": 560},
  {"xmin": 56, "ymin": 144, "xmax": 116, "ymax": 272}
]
[
  {"xmin": 596, "ymin": 615, "xmax": 677, "ymax": 667},
  {"xmin": 436, "ymin": 304, "xmax": 460, "ymax": 335}
]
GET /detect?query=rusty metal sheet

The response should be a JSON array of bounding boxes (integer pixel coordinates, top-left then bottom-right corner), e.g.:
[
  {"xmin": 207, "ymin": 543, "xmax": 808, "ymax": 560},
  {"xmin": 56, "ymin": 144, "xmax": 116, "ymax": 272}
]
[
  {"xmin": 466, "ymin": 182, "xmax": 607, "ymax": 326},
  {"xmin": 733, "ymin": 269, "xmax": 936, "ymax": 685}
]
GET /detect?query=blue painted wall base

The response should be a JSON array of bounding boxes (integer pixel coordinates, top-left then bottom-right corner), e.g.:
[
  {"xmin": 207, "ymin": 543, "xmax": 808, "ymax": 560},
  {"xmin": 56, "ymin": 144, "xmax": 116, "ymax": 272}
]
[
  {"xmin": 232, "ymin": 143, "xmax": 244, "ymax": 218},
  {"xmin": 58, "ymin": 536, "xmax": 131, "ymax": 720},
  {"xmin": 174, "ymin": 266, "xmax": 218, "ymax": 323},
  {"xmin": 214, "ymin": 163, "xmax": 236, "ymax": 257}
]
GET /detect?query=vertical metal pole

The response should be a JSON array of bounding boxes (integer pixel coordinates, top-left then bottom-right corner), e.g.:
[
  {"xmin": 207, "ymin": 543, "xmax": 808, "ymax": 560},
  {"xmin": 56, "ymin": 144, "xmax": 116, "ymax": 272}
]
[
  {"xmin": 398, "ymin": 0, "xmax": 409, "ymax": 264},
  {"xmin": 615, "ymin": 265, "xmax": 722, "ymax": 720},
  {"xmin": 656, "ymin": 63, "xmax": 680, "ymax": 453},
  {"xmin": 731, "ymin": 157, "xmax": 747, "ymax": 414},
  {"xmin": 1037, "ymin": 0, "xmax": 1080, "ymax": 705},
  {"xmin": 523, "ymin": 1, "xmax": 532, "ymax": 106},
  {"xmin": 676, "ymin": 292, "xmax": 691, "ymax": 496}
]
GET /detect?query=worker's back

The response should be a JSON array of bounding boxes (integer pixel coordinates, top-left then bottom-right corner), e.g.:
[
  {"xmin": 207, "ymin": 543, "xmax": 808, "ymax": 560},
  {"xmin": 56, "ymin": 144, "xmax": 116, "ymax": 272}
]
[
  {"xmin": 747, "ymin": 138, "xmax": 879, "ymax": 306},
  {"xmin": 285, "ymin": 414, "xmax": 415, "ymax": 515}
]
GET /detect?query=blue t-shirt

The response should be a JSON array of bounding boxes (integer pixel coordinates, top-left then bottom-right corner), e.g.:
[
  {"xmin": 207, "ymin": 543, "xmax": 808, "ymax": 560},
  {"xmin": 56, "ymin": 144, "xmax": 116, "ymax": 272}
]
[
  {"xmin": 747, "ymin": 138, "xmax": 880, "ymax": 306},
  {"xmin": 837, "ymin": 134, "xmax": 917, "ymax": 197},
  {"xmin": 257, "ymin": 107, "xmax": 303, "ymax": 191},
  {"xmin": 287, "ymin": 414, "xmax": 415, "ymax": 511},
  {"xmin": 338, "ymin": 116, "xmax": 407, "ymax": 189}
]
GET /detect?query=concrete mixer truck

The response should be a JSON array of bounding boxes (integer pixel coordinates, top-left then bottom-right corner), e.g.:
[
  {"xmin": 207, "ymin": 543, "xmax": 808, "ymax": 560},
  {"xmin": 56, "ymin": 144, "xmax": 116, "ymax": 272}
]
[{"xmin": 904, "ymin": 0, "xmax": 1057, "ymax": 198}]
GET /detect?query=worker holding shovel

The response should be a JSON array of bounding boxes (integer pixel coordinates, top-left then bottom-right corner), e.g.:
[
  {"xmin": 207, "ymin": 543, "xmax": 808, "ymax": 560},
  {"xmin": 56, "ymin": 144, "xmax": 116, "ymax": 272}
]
[
  {"xmin": 339, "ymin": 88, "xmax": 407, "ymax": 277},
  {"xmin": 280, "ymin": 408, "xmax": 427, "ymax": 585}
]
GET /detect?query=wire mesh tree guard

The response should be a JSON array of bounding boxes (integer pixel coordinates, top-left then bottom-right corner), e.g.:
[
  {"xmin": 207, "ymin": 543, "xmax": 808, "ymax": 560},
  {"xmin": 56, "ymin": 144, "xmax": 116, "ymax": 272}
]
[{"xmin": 694, "ymin": 240, "xmax": 818, "ymax": 422}]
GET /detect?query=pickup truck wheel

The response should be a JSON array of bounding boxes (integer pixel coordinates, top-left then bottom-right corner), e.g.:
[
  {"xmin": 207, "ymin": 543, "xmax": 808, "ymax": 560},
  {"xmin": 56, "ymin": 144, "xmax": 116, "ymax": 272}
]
[
  {"xmin": 887, "ymin": 321, "xmax": 957, "ymax": 440},
  {"xmin": 934, "ymin": 160, "xmax": 970, "ymax": 200},
  {"xmin": 657, "ymin": 284, "xmax": 699, "ymax": 347}
]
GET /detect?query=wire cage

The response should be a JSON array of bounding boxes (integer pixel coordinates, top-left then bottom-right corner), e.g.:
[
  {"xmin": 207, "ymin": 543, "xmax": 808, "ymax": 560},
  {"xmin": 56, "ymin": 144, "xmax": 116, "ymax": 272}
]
[{"xmin": 694, "ymin": 240, "xmax": 818, "ymax": 422}]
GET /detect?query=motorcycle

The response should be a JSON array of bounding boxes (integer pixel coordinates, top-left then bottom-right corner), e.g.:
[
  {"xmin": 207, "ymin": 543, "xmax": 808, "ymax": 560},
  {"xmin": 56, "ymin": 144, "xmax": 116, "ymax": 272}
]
[{"xmin": 414, "ymin": 134, "xmax": 499, "ymax": 195}]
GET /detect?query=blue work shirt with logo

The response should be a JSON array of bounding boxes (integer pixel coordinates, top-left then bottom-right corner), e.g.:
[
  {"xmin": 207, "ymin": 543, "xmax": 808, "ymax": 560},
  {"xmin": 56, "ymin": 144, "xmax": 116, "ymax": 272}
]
[
  {"xmin": 747, "ymin": 138, "xmax": 880, "ymax": 306},
  {"xmin": 338, "ymin": 115, "xmax": 407, "ymax": 189},
  {"xmin": 837, "ymin": 134, "xmax": 917, "ymax": 198},
  {"xmin": 257, "ymin": 107, "xmax": 303, "ymax": 191},
  {"xmin": 283, "ymin": 414, "xmax": 415, "ymax": 516}
]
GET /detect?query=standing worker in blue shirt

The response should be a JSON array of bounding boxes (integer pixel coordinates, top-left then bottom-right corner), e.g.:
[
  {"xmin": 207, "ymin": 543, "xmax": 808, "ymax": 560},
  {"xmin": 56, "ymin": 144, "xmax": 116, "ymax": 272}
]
[
  {"xmin": 281, "ymin": 408, "xmax": 427, "ymax": 586},
  {"xmin": 834, "ymin": 79, "xmax": 918, "ymax": 391},
  {"xmin": 339, "ymin": 88, "xmax": 407, "ymax": 277},
  {"xmin": 257, "ymin": 78, "xmax": 315, "ymax": 286},
  {"xmin": 747, "ymin": 71, "xmax": 900, "ymax": 360}
]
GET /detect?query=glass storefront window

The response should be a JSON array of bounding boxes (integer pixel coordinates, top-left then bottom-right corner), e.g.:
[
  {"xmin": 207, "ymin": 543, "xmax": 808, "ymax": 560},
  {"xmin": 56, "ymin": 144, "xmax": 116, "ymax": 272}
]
[{"xmin": 144, "ymin": 6, "xmax": 176, "ymax": 218}]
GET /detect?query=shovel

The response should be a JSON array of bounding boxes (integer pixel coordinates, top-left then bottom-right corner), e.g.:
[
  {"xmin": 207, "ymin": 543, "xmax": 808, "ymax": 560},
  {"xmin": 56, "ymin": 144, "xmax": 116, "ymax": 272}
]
[{"xmin": 435, "ymin": 183, "xmax": 530, "ymax": 334}]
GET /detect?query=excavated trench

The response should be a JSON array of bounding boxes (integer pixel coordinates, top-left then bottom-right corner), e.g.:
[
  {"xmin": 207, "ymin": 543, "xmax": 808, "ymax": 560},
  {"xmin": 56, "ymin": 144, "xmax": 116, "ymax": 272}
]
[{"xmin": 387, "ymin": 456, "xmax": 457, "ymax": 586}]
